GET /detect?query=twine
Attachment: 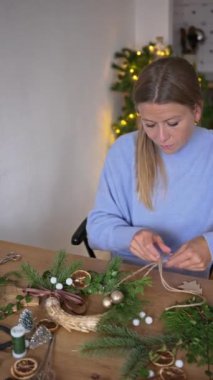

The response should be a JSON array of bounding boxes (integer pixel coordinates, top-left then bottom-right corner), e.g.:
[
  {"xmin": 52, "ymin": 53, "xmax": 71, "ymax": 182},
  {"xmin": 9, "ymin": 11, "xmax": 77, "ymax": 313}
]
[{"xmin": 118, "ymin": 259, "xmax": 206, "ymax": 311}]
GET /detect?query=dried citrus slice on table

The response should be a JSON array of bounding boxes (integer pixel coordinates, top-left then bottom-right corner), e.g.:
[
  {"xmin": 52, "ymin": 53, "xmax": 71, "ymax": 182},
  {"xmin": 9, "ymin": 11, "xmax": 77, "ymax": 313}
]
[
  {"xmin": 159, "ymin": 366, "xmax": 187, "ymax": 380},
  {"xmin": 149, "ymin": 349, "xmax": 175, "ymax": 367},
  {"xmin": 11, "ymin": 357, "xmax": 38, "ymax": 379}
]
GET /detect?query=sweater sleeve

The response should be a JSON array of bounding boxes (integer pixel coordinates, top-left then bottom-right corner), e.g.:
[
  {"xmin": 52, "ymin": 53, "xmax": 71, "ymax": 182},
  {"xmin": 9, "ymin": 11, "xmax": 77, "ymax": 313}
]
[
  {"xmin": 87, "ymin": 136, "xmax": 142, "ymax": 252},
  {"xmin": 202, "ymin": 232, "xmax": 213, "ymax": 261}
]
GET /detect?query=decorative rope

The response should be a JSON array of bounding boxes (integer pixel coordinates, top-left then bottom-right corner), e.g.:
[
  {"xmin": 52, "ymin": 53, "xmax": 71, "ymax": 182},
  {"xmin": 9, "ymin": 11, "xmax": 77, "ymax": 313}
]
[{"xmin": 117, "ymin": 259, "xmax": 206, "ymax": 310}]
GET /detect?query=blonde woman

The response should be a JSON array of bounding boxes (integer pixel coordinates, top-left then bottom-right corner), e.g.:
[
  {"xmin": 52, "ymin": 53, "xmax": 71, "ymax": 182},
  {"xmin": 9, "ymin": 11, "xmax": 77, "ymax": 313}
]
[{"xmin": 87, "ymin": 57, "xmax": 213, "ymax": 278}]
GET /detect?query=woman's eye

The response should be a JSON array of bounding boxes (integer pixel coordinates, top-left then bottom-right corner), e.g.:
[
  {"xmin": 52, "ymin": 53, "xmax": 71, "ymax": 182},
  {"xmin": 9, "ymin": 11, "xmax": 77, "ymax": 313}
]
[
  {"xmin": 167, "ymin": 121, "xmax": 179, "ymax": 127},
  {"xmin": 144, "ymin": 123, "xmax": 156, "ymax": 128}
]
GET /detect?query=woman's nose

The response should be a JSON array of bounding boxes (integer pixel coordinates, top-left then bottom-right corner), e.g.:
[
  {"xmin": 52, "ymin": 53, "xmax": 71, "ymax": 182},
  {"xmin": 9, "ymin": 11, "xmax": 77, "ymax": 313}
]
[{"xmin": 158, "ymin": 125, "xmax": 170, "ymax": 142}]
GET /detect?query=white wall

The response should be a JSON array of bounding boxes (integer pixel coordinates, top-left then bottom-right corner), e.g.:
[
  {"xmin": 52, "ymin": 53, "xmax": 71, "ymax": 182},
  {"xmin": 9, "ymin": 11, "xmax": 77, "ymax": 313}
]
[
  {"xmin": 135, "ymin": 0, "xmax": 173, "ymax": 48},
  {"xmin": 0, "ymin": 0, "xmax": 135, "ymax": 253},
  {"xmin": 0, "ymin": 0, "xmax": 172, "ymax": 255}
]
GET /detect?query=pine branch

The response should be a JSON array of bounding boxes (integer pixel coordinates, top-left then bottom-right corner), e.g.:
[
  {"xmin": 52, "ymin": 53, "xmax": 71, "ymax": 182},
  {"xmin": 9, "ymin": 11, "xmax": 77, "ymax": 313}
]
[
  {"xmin": 50, "ymin": 250, "xmax": 67, "ymax": 276},
  {"xmin": 81, "ymin": 337, "xmax": 138, "ymax": 356},
  {"xmin": 21, "ymin": 262, "xmax": 46, "ymax": 288},
  {"xmin": 122, "ymin": 346, "xmax": 149, "ymax": 379}
]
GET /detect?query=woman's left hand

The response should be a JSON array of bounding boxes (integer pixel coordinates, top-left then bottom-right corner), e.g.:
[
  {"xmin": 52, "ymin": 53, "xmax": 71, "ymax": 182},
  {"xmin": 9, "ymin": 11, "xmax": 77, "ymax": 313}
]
[{"xmin": 165, "ymin": 236, "xmax": 212, "ymax": 271}]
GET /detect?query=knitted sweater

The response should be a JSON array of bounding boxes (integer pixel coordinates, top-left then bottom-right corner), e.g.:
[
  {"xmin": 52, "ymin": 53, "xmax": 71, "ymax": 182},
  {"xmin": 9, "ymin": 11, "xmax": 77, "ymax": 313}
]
[{"xmin": 87, "ymin": 127, "xmax": 213, "ymax": 278}]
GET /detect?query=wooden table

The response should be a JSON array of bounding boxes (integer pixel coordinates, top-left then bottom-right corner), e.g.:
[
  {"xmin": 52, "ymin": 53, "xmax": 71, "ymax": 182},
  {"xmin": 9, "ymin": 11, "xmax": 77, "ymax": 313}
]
[{"xmin": 0, "ymin": 240, "xmax": 212, "ymax": 380}]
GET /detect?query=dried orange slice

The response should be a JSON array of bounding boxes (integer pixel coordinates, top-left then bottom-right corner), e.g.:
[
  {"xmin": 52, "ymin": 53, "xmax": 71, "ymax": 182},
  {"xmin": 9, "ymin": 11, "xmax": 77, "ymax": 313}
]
[
  {"xmin": 37, "ymin": 318, "xmax": 59, "ymax": 332},
  {"xmin": 12, "ymin": 357, "xmax": 38, "ymax": 379},
  {"xmin": 149, "ymin": 350, "xmax": 174, "ymax": 367},
  {"xmin": 159, "ymin": 366, "xmax": 187, "ymax": 380}
]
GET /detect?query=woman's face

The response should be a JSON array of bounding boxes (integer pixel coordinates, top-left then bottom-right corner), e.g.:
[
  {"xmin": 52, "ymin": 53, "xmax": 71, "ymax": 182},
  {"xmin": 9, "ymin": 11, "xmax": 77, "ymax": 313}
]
[{"xmin": 137, "ymin": 102, "xmax": 202, "ymax": 154}]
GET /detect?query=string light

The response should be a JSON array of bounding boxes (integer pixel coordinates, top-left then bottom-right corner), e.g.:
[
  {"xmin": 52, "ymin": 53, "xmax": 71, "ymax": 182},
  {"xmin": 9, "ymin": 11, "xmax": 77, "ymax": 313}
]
[
  {"xmin": 148, "ymin": 45, "xmax": 155, "ymax": 52},
  {"xmin": 115, "ymin": 128, "xmax": 120, "ymax": 134},
  {"xmin": 120, "ymin": 120, "xmax": 127, "ymax": 126},
  {"xmin": 132, "ymin": 75, "xmax": 138, "ymax": 81},
  {"xmin": 136, "ymin": 50, "xmax": 142, "ymax": 56},
  {"xmin": 129, "ymin": 68, "xmax": 134, "ymax": 74},
  {"xmin": 128, "ymin": 113, "xmax": 135, "ymax": 119}
]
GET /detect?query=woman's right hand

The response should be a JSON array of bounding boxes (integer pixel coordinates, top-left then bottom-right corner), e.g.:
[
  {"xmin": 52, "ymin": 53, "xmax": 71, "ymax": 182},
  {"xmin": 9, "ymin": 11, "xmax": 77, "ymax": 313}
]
[{"xmin": 130, "ymin": 229, "xmax": 171, "ymax": 262}]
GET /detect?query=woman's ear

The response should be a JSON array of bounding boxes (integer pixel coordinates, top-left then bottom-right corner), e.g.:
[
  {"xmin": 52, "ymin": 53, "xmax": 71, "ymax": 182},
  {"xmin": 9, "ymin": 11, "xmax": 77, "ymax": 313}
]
[{"xmin": 194, "ymin": 103, "xmax": 203, "ymax": 123}]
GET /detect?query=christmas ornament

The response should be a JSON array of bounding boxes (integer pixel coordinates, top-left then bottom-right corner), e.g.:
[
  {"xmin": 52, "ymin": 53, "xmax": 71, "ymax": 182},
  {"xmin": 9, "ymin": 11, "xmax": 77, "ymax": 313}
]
[
  {"xmin": 148, "ymin": 370, "xmax": 155, "ymax": 378},
  {"xmin": 132, "ymin": 318, "xmax": 140, "ymax": 327},
  {"xmin": 65, "ymin": 277, "xmax": 73, "ymax": 286},
  {"xmin": 175, "ymin": 359, "xmax": 184, "ymax": 368},
  {"xmin": 110, "ymin": 290, "xmax": 124, "ymax": 304},
  {"xmin": 19, "ymin": 309, "xmax": 34, "ymax": 332},
  {"xmin": 139, "ymin": 311, "xmax": 146, "ymax": 318},
  {"xmin": 29, "ymin": 325, "xmax": 52, "ymax": 349},
  {"xmin": 178, "ymin": 280, "xmax": 202, "ymax": 295},
  {"xmin": 72, "ymin": 270, "xmax": 91, "ymax": 289},
  {"xmin": 145, "ymin": 316, "xmax": 153, "ymax": 325},
  {"xmin": 55, "ymin": 283, "xmax": 63, "ymax": 290},
  {"xmin": 102, "ymin": 296, "xmax": 112, "ymax": 309},
  {"xmin": 50, "ymin": 276, "xmax": 57, "ymax": 284}
]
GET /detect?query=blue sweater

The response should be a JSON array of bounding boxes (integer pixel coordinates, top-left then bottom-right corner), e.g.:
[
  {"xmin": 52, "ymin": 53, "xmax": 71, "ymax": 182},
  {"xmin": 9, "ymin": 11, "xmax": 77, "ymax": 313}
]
[{"xmin": 87, "ymin": 127, "xmax": 213, "ymax": 278}]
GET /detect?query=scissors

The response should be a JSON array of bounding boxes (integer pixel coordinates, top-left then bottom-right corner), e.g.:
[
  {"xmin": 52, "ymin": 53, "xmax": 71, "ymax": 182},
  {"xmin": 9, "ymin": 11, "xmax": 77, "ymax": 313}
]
[{"xmin": 0, "ymin": 251, "xmax": 22, "ymax": 265}]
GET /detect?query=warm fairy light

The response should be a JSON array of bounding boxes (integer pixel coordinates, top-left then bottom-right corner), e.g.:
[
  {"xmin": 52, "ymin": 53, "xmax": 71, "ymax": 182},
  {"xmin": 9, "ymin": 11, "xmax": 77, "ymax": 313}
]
[
  {"xmin": 136, "ymin": 50, "xmax": 142, "ymax": 56},
  {"xmin": 128, "ymin": 113, "xmax": 135, "ymax": 119},
  {"xmin": 120, "ymin": 119, "xmax": 127, "ymax": 126},
  {"xmin": 156, "ymin": 50, "xmax": 165, "ymax": 56},
  {"xmin": 165, "ymin": 48, "xmax": 170, "ymax": 56},
  {"xmin": 132, "ymin": 75, "xmax": 138, "ymax": 81},
  {"xmin": 198, "ymin": 77, "xmax": 202, "ymax": 82},
  {"xmin": 115, "ymin": 128, "xmax": 120, "ymax": 134},
  {"xmin": 129, "ymin": 68, "xmax": 134, "ymax": 73},
  {"xmin": 148, "ymin": 45, "xmax": 155, "ymax": 52}
]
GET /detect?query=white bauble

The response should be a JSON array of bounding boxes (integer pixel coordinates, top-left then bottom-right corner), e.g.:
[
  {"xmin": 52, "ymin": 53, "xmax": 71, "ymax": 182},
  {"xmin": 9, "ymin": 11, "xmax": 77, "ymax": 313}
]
[
  {"xmin": 132, "ymin": 318, "xmax": 140, "ymax": 327},
  {"xmin": 139, "ymin": 311, "xmax": 146, "ymax": 318},
  {"xmin": 110, "ymin": 290, "xmax": 124, "ymax": 304},
  {"xmin": 56, "ymin": 283, "xmax": 63, "ymax": 290},
  {"xmin": 175, "ymin": 359, "xmax": 184, "ymax": 368},
  {"xmin": 66, "ymin": 278, "xmax": 73, "ymax": 286},
  {"xmin": 102, "ymin": 296, "xmax": 112, "ymax": 308},
  {"xmin": 50, "ymin": 276, "xmax": 57, "ymax": 284},
  {"xmin": 145, "ymin": 316, "xmax": 153, "ymax": 325}
]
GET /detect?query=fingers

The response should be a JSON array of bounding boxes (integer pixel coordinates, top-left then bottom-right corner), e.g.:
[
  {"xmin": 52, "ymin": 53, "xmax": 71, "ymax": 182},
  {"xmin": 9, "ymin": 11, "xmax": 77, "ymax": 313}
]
[
  {"xmin": 165, "ymin": 240, "xmax": 210, "ymax": 271},
  {"xmin": 130, "ymin": 230, "xmax": 171, "ymax": 262},
  {"xmin": 154, "ymin": 235, "xmax": 171, "ymax": 254}
]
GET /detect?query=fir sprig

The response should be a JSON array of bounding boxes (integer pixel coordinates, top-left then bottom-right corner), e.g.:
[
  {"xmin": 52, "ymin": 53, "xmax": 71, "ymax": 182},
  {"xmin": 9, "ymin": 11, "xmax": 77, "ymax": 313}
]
[
  {"xmin": 21, "ymin": 262, "xmax": 47, "ymax": 288},
  {"xmin": 162, "ymin": 297, "xmax": 213, "ymax": 379},
  {"xmin": 81, "ymin": 324, "xmax": 178, "ymax": 379}
]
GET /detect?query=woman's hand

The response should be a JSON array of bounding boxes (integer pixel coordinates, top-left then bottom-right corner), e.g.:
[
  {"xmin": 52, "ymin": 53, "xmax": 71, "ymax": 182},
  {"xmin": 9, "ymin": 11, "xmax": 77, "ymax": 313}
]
[
  {"xmin": 165, "ymin": 236, "xmax": 211, "ymax": 271},
  {"xmin": 130, "ymin": 229, "xmax": 171, "ymax": 262}
]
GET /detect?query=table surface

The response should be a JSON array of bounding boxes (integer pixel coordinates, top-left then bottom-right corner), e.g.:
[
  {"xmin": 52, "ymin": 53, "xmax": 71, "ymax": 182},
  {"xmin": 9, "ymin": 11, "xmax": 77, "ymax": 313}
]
[{"xmin": 0, "ymin": 240, "xmax": 212, "ymax": 380}]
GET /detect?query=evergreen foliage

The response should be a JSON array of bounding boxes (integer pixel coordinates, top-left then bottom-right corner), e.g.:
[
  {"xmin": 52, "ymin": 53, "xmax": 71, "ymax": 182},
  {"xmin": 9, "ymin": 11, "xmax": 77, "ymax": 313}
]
[
  {"xmin": 81, "ymin": 324, "xmax": 177, "ymax": 379},
  {"xmin": 162, "ymin": 297, "xmax": 213, "ymax": 379},
  {"xmin": 81, "ymin": 297, "xmax": 213, "ymax": 379},
  {"xmin": 21, "ymin": 251, "xmax": 151, "ymax": 325}
]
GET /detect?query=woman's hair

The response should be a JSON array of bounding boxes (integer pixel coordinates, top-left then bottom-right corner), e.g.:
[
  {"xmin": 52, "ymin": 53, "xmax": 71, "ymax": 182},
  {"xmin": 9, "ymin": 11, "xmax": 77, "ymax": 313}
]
[{"xmin": 133, "ymin": 56, "xmax": 203, "ymax": 209}]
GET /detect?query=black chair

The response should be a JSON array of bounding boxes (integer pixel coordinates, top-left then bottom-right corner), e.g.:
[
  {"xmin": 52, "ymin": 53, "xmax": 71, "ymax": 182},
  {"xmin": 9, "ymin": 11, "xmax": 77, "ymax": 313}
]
[{"xmin": 71, "ymin": 218, "xmax": 96, "ymax": 258}]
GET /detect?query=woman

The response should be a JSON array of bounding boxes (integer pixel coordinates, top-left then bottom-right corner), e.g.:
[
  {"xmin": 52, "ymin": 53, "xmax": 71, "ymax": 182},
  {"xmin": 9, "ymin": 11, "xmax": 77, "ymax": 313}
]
[{"xmin": 87, "ymin": 57, "xmax": 213, "ymax": 278}]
